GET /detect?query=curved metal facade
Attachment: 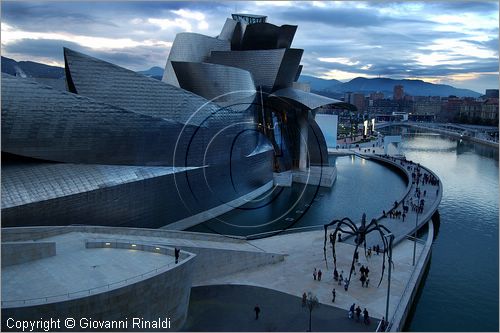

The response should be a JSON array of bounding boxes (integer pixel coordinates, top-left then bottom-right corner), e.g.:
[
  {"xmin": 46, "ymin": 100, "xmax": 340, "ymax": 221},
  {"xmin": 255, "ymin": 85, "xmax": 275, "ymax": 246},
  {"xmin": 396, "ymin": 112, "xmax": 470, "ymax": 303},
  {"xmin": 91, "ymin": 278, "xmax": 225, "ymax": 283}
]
[
  {"xmin": 162, "ymin": 33, "xmax": 230, "ymax": 87},
  {"xmin": 208, "ymin": 49, "xmax": 286, "ymax": 90},
  {"xmin": 171, "ymin": 61, "xmax": 256, "ymax": 109},
  {"xmin": 1, "ymin": 74, "xmax": 197, "ymax": 166},
  {"xmin": 64, "ymin": 48, "xmax": 217, "ymax": 127},
  {"xmin": 240, "ymin": 23, "xmax": 297, "ymax": 50},
  {"xmin": 270, "ymin": 87, "xmax": 343, "ymax": 110}
]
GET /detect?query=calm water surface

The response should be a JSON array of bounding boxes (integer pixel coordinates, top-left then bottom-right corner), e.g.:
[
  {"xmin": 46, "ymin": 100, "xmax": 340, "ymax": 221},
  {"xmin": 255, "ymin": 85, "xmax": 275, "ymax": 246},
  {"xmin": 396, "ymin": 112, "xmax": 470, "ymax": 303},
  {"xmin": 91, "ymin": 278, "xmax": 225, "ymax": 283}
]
[
  {"xmin": 388, "ymin": 128, "xmax": 499, "ymax": 332},
  {"xmin": 189, "ymin": 155, "xmax": 407, "ymax": 237}
]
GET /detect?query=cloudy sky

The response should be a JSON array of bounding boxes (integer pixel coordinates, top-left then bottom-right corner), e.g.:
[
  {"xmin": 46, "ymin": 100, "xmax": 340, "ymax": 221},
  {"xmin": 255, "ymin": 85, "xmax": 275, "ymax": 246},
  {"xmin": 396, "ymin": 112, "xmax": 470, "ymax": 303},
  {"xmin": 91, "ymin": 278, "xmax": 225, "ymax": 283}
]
[{"xmin": 2, "ymin": 1, "xmax": 498, "ymax": 93}]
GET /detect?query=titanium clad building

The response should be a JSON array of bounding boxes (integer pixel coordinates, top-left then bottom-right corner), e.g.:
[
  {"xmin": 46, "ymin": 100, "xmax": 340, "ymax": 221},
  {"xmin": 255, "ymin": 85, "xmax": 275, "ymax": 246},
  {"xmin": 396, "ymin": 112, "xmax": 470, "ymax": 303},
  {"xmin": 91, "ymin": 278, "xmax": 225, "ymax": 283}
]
[{"xmin": 2, "ymin": 13, "xmax": 349, "ymax": 229}]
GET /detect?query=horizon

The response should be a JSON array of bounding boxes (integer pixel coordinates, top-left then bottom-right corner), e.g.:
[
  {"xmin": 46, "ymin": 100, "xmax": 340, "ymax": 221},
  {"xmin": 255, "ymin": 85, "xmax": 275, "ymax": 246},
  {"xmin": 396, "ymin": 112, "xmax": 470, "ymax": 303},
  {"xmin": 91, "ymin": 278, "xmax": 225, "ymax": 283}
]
[{"xmin": 1, "ymin": 1, "xmax": 498, "ymax": 92}]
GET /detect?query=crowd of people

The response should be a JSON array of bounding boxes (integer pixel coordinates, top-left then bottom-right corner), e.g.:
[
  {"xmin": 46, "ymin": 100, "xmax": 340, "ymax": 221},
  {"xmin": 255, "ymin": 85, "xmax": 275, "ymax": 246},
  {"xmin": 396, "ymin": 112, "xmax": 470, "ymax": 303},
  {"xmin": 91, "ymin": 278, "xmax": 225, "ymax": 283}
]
[{"xmin": 348, "ymin": 303, "xmax": 371, "ymax": 325}]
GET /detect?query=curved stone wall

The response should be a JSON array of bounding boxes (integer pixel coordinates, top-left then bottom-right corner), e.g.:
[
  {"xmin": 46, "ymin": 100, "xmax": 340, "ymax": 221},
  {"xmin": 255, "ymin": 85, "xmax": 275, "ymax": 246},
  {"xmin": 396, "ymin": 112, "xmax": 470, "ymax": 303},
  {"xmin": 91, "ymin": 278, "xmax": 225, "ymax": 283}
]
[{"xmin": 2, "ymin": 243, "xmax": 196, "ymax": 331}]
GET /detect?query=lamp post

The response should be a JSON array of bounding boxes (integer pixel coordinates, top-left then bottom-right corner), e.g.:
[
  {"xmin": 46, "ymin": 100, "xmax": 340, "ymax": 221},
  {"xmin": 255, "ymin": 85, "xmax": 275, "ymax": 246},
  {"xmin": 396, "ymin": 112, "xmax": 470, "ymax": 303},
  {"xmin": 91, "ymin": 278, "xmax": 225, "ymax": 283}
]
[
  {"xmin": 412, "ymin": 186, "xmax": 419, "ymax": 266},
  {"xmin": 384, "ymin": 233, "xmax": 394, "ymax": 324}
]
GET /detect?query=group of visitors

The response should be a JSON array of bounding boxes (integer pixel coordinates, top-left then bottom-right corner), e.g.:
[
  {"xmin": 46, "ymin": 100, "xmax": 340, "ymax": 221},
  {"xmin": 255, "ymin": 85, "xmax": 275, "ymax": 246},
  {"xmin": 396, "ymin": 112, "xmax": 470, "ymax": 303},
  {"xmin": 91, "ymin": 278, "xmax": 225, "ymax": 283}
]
[
  {"xmin": 384, "ymin": 209, "xmax": 405, "ymax": 221},
  {"xmin": 348, "ymin": 303, "xmax": 371, "ymax": 325},
  {"xmin": 332, "ymin": 268, "xmax": 350, "ymax": 291},
  {"xmin": 313, "ymin": 267, "xmax": 323, "ymax": 281},
  {"xmin": 359, "ymin": 265, "xmax": 370, "ymax": 288}
]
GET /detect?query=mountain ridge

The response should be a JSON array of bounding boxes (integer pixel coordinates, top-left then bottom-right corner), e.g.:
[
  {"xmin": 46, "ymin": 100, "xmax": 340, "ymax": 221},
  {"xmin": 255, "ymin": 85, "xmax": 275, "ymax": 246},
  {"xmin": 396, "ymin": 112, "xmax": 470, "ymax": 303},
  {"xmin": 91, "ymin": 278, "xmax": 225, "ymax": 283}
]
[{"xmin": 1, "ymin": 56, "xmax": 481, "ymax": 97}]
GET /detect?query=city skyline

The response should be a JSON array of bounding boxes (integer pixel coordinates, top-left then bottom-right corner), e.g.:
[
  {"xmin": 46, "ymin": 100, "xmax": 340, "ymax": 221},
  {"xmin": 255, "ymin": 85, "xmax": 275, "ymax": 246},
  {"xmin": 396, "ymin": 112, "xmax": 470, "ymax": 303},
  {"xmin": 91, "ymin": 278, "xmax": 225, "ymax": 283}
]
[{"xmin": 1, "ymin": 1, "xmax": 498, "ymax": 93}]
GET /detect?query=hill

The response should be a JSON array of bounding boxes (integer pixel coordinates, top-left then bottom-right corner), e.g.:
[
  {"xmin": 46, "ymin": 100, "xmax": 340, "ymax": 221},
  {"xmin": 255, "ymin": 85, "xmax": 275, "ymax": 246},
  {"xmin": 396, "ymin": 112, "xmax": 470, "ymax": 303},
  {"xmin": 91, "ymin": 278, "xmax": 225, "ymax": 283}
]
[
  {"xmin": 298, "ymin": 75, "xmax": 481, "ymax": 98},
  {"xmin": 1, "ymin": 56, "xmax": 481, "ymax": 97}
]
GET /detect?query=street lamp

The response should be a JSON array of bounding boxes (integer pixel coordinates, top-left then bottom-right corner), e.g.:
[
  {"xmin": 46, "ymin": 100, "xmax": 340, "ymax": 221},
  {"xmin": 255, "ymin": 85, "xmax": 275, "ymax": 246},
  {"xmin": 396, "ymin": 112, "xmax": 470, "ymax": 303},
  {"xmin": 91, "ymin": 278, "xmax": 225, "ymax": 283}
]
[
  {"xmin": 384, "ymin": 233, "xmax": 395, "ymax": 325},
  {"xmin": 412, "ymin": 205, "xmax": 419, "ymax": 266}
]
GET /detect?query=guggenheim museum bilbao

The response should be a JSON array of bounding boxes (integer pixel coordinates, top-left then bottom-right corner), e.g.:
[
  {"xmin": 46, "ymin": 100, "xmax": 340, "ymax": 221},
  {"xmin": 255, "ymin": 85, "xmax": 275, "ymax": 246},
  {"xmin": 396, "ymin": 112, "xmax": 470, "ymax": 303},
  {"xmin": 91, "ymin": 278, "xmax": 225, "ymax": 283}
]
[{"xmin": 2, "ymin": 14, "xmax": 348, "ymax": 229}]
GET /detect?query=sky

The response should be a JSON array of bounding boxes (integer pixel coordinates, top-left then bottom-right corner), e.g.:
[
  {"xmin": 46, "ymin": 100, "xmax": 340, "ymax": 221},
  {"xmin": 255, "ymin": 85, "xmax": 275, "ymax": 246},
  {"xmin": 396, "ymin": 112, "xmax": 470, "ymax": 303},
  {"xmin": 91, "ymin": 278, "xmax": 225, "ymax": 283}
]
[{"xmin": 1, "ymin": 1, "xmax": 498, "ymax": 93}]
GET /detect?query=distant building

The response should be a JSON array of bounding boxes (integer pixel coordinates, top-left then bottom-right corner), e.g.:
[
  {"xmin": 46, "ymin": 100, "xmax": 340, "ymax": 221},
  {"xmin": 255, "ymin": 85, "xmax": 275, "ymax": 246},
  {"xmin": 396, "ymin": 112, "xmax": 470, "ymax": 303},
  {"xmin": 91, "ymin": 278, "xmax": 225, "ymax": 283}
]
[
  {"xmin": 352, "ymin": 93, "xmax": 366, "ymax": 112},
  {"xmin": 393, "ymin": 85, "xmax": 404, "ymax": 100},
  {"xmin": 370, "ymin": 91, "xmax": 384, "ymax": 100},
  {"xmin": 485, "ymin": 89, "xmax": 499, "ymax": 98},
  {"xmin": 412, "ymin": 96, "xmax": 441, "ymax": 116},
  {"xmin": 481, "ymin": 98, "xmax": 499, "ymax": 122}
]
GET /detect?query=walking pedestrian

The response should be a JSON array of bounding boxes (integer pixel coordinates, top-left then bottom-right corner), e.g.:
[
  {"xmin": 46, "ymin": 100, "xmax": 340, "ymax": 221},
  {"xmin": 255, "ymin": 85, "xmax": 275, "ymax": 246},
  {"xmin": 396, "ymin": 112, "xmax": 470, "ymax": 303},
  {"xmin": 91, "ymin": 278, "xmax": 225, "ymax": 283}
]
[
  {"xmin": 360, "ymin": 265, "xmax": 366, "ymax": 276},
  {"xmin": 348, "ymin": 303, "xmax": 355, "ymax": 319},
  {"xmin": 355, "ymin": 306, "xmax": 362, "ymax": 322},
  {"xmin": 332, "ymin": 288, "xmax": 336, "ymax": 303},
  {"xmin": 302, "ymin": 292, "xmax": 307, "ymax": 307},
  {"xmin": 360, "ymin": 274, "xmax": 366, "ymax": 287},
  {"xmin": 318, "ymin": 269, "xmax": 322, "ymax": 281},
  {"xmin": 313, "ymin": 268, "xmax": 317, "ymax": 280},
  {"xmin": 363, "ymin": 308, "xmax": 370, "ymax": 325},
  {"xmin": 254, "ymin": 305, "xmax": 260, "ymax": 320},
  {"xmin": 174, "ymin": 248, "xmax": 180, "ymax": 264},
  {"xmin": 344, "ymin": 278, "xmax": 349, "ymax": 291},
  {"xmin": 365, "ymin": 266, "xmax": 370, "ymax": 277},
  {"xmin": 333, "ymin": 268, "xmax": 339, "ymax": 281}
]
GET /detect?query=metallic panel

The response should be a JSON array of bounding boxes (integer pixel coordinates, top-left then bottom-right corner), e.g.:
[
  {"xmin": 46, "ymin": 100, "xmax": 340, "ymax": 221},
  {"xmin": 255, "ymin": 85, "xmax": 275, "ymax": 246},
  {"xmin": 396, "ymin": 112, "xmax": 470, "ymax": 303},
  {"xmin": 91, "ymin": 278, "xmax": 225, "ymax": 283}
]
[
  {"xmin": 1, "ymin": 74, "xmax": 199, "ymax": 166},
  {"xmin": 171, "ymin": 61, "xmax": 256, "ymax": 109},
  {"xmin": 270, "ymin": 87, "xmax": 343, "ymax": 110},
  {"xmin": 1, "ymin": 151, "xmax": 273, "ymax": 228},
  {"xmin": 294, "ymin": 65, "xmax": 303, "ymax": 82},
  {"xmin": 218, "ymin": 18, "xmax": 238, "ymax": 41},
  {"xmin": 64, "ymin": 48, "xmax": 217, "ymax": 127},
  {"xmin": 274, "ymin": 48, "xmax": 304, "ymax": 90},
  {"xmin": 240, "ymin": 23, "xmax": 297, "ymax": 50},
  {"xmin": 162, "ymin": 33, "xmax": 230, "ymax": 87},
  {"xmin": 1, "ymin": 163, "xmax": 201, "ymax": 209},
  {"xmin": 208, "ymin": 49, "xmax": 286, "ymax": 90}
]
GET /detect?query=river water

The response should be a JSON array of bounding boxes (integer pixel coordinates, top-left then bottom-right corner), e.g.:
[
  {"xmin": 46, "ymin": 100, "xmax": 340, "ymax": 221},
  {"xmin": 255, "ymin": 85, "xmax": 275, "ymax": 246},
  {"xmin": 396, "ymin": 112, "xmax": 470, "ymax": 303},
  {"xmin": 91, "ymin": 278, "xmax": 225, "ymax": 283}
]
[
  {"xmin": 190, "ymin": 127, "xmax": 499, "ymax": 331},
  {"xmin": 386, "ymin": 128, "xmax": 499, "ymax": 332}
]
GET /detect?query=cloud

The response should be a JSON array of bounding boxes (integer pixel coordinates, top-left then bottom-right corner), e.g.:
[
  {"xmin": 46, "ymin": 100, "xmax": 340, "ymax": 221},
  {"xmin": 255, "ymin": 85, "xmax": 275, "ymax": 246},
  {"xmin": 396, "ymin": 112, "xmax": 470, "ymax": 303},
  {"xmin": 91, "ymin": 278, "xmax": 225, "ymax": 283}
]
[{"xmin": 1, "ymin": 1, "xmax": 498, "ymax": 91}]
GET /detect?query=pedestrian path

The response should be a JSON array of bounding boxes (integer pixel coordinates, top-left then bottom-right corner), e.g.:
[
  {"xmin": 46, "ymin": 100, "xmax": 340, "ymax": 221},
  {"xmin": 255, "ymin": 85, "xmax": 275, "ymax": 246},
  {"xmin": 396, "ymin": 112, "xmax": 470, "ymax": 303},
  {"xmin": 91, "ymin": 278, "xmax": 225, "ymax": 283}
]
[{"xmin": 339, "ymin": 153, "xmax": 442, "ymax": 250}]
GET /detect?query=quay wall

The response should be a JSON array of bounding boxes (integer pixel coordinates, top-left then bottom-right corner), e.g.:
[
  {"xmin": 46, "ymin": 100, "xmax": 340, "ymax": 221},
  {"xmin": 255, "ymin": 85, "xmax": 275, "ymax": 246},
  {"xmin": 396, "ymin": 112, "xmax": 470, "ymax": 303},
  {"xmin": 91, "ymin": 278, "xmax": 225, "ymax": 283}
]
[{"xmin": 388, "ymin": 221, "xmax": 434, "ymax": 332}]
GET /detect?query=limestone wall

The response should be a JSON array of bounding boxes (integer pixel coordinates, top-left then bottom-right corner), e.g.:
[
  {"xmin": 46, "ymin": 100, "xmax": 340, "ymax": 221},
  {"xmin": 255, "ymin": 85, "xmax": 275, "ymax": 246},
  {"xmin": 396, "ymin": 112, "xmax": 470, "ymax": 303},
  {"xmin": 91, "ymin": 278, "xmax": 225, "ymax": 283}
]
[
  {"xmin": 1, "ymin": 242, "xmax": 56, "ymax": 267},
  {"xmin": 2, "ymin": 251, "xmax": 196, "ymax": 331}
]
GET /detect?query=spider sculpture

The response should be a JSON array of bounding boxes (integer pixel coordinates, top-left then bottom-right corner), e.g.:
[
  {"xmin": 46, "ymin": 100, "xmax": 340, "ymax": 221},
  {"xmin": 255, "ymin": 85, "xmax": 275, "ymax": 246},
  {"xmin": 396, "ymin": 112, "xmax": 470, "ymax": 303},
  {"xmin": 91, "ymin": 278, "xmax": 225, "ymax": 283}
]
[{"xmin": 323, "ymin": 213, "xmax": 394, "ymax": 290}]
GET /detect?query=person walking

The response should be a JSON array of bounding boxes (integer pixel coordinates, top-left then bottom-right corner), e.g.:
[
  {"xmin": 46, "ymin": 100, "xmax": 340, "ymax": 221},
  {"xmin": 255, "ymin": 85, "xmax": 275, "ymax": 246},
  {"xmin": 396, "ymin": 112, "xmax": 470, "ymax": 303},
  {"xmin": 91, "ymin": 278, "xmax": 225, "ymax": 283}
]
[
  {"xmin": 174, "ymin": 248, "xmax": 180, "ymax": 264},
  {"xmin": 302, "ymin": 292, "xmax": 307, "ymax": 307},
  {"xmin": 363, "ymin": 308, "xmax": 370, "ymax": 325},
  {"xmin": 349, "ymin": 303, "xmax": 355, "ymax": 319},
  {"xmin": 318, "ymin": 269, "xmax": 322, "ymax": 281},
  {"xmin": 360, "ymin": 274, "xmax": 366, "ymax": 287},
  {"xmin": 333, "ymin": 268, "xmax": 339, "ymax": 281},
  {"xmin": 355, "ymin": 306, "xmax": 362, "ymax": 322},
  {"xmin": 313, "ymin": 268, "xmax": 317, "ymax": 280},
  {"xmin": 331, "ymin": 288, "xmax": 336, "ymax": 303},
  {"xmin": 254, "ymin": 305, "xmax": 261, "ymax": 320},
  {"xmin": 365, "ymin": 266, "xmax": 370, "ymax": 277}
]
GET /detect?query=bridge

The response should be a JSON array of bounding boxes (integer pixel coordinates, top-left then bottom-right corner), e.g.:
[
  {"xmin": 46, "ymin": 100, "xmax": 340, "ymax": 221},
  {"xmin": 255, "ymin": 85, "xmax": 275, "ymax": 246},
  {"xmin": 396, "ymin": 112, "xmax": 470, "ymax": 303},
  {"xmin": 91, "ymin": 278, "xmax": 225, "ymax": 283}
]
[{"xmin": 375, "ymin": 121, "xmax": 499, "ymax": 146}]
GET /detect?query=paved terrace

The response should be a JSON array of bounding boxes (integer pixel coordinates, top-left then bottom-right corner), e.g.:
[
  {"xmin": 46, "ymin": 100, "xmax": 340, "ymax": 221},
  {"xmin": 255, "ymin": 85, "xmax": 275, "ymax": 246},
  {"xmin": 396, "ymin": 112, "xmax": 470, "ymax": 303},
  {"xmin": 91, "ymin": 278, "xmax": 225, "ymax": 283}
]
[{"xmin": 2, "ymin": 232, "xmax": 176, "ymax": 306}]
